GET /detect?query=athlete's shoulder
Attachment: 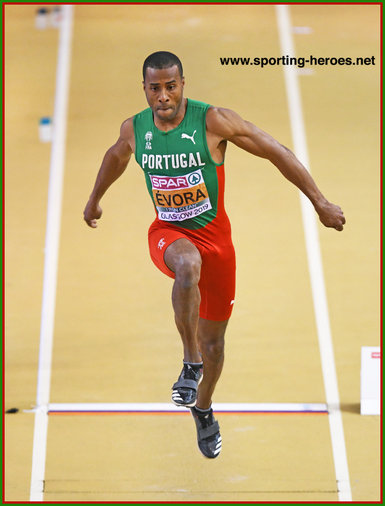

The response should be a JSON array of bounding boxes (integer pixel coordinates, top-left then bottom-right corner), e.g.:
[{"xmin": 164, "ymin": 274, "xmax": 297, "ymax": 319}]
[
  {"xmin": 120, "ymin": 116, "xmax": 135, "ymax": 138},
  {"xmin": 206, "ymin": 106, "xmax": 246, "ymax": 140},
  {"xmin": 206, "ymin": 106, "xmax": 237, "ymax": 122}
]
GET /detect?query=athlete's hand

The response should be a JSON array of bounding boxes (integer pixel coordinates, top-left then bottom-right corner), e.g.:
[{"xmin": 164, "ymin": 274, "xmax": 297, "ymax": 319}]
[
  {"xmin": 315, "ymin": 200, "xmax": 346, "ymax": 231},
  {"xmin": 83, "ymin": 200, "xmax": 103, "ymax": 228}
]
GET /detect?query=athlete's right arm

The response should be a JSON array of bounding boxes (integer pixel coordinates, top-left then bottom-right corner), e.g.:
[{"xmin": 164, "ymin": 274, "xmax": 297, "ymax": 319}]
[{"xmin": 83, "ymin": 118, "xmax": 134, "ymax": 228}]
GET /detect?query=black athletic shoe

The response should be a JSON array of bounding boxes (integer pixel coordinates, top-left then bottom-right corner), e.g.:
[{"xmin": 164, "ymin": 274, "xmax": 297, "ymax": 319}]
[
  {"xmin": 190, "ymin": 406, "xmax": 222, "ymax": 459},
  {"xmin": 171, "ymin": 362, "xmax": 203, "ymax": 407}
]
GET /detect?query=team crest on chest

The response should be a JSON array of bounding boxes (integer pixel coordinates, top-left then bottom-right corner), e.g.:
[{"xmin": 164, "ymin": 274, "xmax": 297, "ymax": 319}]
[{"xmin": 145, "ymin": 131, "xmax": 153, "ymax": 150}]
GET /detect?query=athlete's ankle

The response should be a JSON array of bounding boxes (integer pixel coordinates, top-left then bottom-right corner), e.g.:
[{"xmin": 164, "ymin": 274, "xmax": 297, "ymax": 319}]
[
  {"xmin": 195, "ymin": 405, "xmax": 211, "ymax": 413},
  {"xmin": 183, "ymin": 352, "xmax": 202, "ymax": 364}
]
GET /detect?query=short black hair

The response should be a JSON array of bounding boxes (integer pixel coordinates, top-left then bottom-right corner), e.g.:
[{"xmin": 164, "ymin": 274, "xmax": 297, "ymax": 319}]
[{"xmin": 142, "ymin": 51, "xmax": 183, "ymax": 80}]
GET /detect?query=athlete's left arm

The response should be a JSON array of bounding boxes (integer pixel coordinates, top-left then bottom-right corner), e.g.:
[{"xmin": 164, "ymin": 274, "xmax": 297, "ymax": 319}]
[{"xmin": 206, "ymin": 107, "xmax": 346, "ymax": 231}]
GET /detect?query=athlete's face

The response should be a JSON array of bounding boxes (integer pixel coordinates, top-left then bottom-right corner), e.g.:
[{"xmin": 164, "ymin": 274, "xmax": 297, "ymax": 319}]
[{"xmin": 143, "ymin": 65, "xmax": 185, "ymax": 123}]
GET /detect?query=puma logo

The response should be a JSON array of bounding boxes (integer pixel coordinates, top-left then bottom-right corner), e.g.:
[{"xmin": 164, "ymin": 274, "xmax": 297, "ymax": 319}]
[{"xmin": 181, "ymin": 130, "xmax": 197, "ymax": 145}]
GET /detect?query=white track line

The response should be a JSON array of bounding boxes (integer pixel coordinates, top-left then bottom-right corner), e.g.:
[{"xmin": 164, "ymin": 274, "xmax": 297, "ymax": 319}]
[
  {"xmin": 275, "ymin": 5, "xmax": 352, "ymax": 502},
  {"xmin": 46, "ymin": 402, "xmax": 328, "ymax": 413},
  {"xmin": 30, "ymin": 6, "xmax": 74, "ymax": 502}
]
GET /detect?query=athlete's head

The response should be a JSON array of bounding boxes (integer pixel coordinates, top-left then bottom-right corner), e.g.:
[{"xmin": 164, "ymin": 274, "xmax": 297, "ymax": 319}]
[
  {"xmin": 142, "ymin": 51, "xmax": 183, "ymax": 80},
  {"xmin": 142, "ymin": 51, "xmax": 185, "ymax": 123}
]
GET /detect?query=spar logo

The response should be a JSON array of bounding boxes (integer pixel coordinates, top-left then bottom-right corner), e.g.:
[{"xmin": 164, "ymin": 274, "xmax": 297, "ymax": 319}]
[
  {"xmin": 151, "ymin": 175, "xmax": 188, "ymax": 189},
  {"xmin": 150, "ymin": 171, "xmax": 202, "ymax": 190}
]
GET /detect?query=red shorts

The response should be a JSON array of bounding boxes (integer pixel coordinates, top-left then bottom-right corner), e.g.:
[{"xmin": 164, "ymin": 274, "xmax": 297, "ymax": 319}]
[{"xmin": 148, "ymin": 217, "xmax": 236, "ymax": 321}]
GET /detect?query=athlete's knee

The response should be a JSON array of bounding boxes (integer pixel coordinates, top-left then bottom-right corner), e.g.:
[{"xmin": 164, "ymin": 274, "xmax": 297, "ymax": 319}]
[
  {"xmin": 165, "ymin": 239, "xmax": 201, "ymax": 289},
  {"xmin": 201, "ymin": 337, "xmax": 225, "ymax": 363},
  {"xmin": 174, "ymin": 254, "xmax": 202, "ymax": 289}
]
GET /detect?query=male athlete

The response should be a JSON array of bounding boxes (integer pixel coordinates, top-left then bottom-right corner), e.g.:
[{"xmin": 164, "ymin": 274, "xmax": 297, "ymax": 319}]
[{"xmin": 84, "ymin": 51, "xmax": 345, "ymax": 459}]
